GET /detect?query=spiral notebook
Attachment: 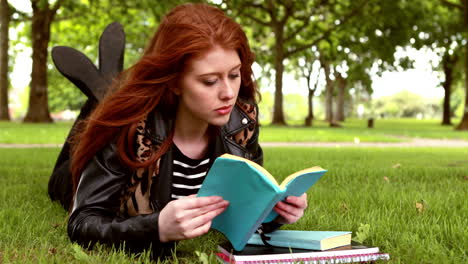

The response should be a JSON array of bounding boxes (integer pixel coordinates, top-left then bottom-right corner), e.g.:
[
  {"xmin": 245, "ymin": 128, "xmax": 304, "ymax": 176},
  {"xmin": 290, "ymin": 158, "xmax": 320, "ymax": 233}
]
[{"xmin": 216, "ymin": 242, "xmax": 390, "ymax": 264}]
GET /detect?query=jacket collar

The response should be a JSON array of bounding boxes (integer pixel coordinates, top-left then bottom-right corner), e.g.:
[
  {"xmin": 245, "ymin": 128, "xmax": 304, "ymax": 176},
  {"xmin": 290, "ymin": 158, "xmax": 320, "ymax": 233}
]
[{"xmin": 146, "ymin": 101, "xmax": 254, "ymax": 143}]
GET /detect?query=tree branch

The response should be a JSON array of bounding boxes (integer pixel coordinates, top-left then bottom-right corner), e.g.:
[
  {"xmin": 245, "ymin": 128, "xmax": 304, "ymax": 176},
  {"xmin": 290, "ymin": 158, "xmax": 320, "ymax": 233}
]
[
  {"xmin": 51, "ymin": 0, "xmax": 65, "ymax": 13},
  {"xmin": 225, "ymin": 0, "xmax": 272, "ymax": 26},
  {"xmin": 245, "ymin": 2, "xmax": 271, "ymax": 14},
  {"xmin": 285, "ymin": 0, "xmax": 370, "ymax": 57},
  {"xmin": 243, "ymin": 12, "xmax": 272, "ymax": 26},
  {"xmin": 440, "ymin": 0, "xmax": 463, "ymax": 10},
  {"xmin": 54, "ymin": 13, "xmax": 83, "ymax": 22},
  {"xmin": 285, "ymin": 16, "xmax": 311, "ymax": 43},
  {"xmin": 279, "ymin": 0, "xmax": 294, "ymax": 25}
]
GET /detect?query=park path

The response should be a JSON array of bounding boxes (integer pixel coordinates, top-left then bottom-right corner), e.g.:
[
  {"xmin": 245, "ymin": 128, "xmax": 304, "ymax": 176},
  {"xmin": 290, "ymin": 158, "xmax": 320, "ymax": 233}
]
[
  {"xmin": 1, "ymin": 138, "xmax": 468, "ymax": 148},
  {"xmin": 261, "ymin": 138, "xmax": 468, "ymax": 148}
]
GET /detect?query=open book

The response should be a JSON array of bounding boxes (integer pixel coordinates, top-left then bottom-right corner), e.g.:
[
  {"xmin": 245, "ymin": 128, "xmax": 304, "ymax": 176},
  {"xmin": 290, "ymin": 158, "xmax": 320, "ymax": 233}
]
[{"xmin": 197, "ymin": 154, "xmax": 327, "ymax": 251}]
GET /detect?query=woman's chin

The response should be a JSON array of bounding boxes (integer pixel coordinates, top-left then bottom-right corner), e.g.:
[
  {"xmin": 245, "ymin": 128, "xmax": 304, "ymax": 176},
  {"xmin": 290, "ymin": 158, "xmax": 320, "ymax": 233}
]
[{"xmin": 209, "ymin": 115, "xmax": 231, "ymax": 127}]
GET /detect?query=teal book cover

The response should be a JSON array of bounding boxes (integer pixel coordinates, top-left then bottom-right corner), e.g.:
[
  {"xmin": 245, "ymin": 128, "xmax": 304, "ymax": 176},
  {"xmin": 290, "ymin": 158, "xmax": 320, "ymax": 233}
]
[
  {"xmin": 247, "ymin": 230, "xmax": 352, "ymax": 251},
  {"xmin": 197, "ymin": 154, "xmax": 327, "ymax": 251}
]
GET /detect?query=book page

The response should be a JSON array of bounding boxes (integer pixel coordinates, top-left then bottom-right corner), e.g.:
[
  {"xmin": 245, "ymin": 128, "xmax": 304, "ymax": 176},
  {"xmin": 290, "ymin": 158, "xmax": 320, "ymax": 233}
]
[
  {"xmin": 220, "ymin": 153, "xmax": 279, "ymax": 186},
  {"xmin": 280, "ymin": 166, "xmax": 325, "ymax": 189}
]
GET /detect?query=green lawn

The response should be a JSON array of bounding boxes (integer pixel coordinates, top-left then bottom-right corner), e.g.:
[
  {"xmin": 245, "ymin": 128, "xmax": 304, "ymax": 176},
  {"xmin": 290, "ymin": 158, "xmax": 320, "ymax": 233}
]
[
  {"xmin": 1, "ymin": 147, "xmax": 466, "ymax": 263},
  {"xmin": 0, "ymin": 121, "xmax": 73, "ymax": 144},
  {"xmin": 1, "ymin": 118, "xmax": 467, "ymax": 144},
  {"xmin": 260, "ymin": 118, "xmax": 468, "ymax": 142}
]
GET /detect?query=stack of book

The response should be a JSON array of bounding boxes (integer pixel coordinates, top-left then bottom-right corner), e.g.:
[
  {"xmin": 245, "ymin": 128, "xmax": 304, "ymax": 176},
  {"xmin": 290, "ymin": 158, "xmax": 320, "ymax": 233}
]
[
  {"xmin": 216, "ymin": 230, "xmax": 390, "ymax": 264},
  {"xmin": 216, "ymin": 242, "xmax": 390, "ymax": 264}
]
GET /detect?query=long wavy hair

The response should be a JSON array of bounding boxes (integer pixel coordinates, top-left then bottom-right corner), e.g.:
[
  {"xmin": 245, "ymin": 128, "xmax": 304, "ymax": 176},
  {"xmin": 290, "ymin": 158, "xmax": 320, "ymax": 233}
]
[{"xmin": 71, "ymin": 3, "xmax": 258, "ymax": 192}]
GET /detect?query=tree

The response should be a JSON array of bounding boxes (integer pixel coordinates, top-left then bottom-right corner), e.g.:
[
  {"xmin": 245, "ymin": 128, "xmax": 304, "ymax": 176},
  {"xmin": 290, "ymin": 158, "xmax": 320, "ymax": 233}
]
[
  {"xmin": 440, "ymin": 51, "xmax": 461, "ymax": 125},
  {"xmin": 22, "ymin": 0, "xmax": 66, "ymax": 123},
  {"xmin": 291, "ymin": 51, "xmax": 321, "ymax": 126},
  {"xmin": 409, "ymin": 0, "xmax": 464, "ymax": 126},
  {"xmin": 46, "ymin": 0, "xmax": 192, "ymax": 113},
  {"xmin": 221, "ymin": 0, "xmax": 370, "ymax": 125},
  {"xmin": 269, "ymin": 0, "xmax": 421, "ymax": 126},
  {"xmin": 437, "ymin": 0, "xmax": 468, "ymax": 130},
  {"xmin": 317, "ymin": 0, "xmax": 424, "ymax": 124},
  {"xmin": 0, "ymin": 0, "xmax": 11, "ymax": 120}
]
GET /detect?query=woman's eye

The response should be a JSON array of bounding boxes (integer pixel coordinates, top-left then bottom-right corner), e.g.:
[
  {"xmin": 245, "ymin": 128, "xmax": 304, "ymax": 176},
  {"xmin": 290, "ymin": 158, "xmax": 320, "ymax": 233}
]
[
  {"xmin": 203, "ymin": 79, "xmax": 217, "ymax": 86},
  {"xmin": 229, "ymin": 73, "xmax": 240, "ymax": 79}
]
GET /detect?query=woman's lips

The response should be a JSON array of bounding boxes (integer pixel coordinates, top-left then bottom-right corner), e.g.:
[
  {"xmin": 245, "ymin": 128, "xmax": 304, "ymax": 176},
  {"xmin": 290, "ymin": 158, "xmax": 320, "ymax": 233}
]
[{"xmin": 215, "ymin": 105, "xmax": 232, "ymax": 115}]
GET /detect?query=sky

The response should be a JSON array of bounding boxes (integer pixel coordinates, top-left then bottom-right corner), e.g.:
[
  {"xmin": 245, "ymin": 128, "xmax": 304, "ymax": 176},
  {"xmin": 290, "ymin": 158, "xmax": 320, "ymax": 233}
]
[{"xmin": 8, "ymin": 0, "xmax": 444, "ymax": 111}]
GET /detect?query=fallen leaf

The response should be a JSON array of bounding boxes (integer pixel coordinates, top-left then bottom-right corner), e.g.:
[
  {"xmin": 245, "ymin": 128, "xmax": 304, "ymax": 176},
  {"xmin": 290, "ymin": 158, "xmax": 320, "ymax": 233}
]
[
  {"xmin": 415, "ymin": 202, "xmax": 425, "ymax": 214},
  {"xmin": 340, "ymin": 202, "xmax": 349, "ymax": 212},
  {"xmin": 72, "ymin": 244, "xmax": 90, "ymax": 261},
  {"xmin": 51, "ymin": 223, "xmax": 60, "ymax": 229},
  {"xmin": 392, "ymin": 163, "xmax": 401, "ymax": 169},
  {"xmin": 48, "ymin": 248, "xmax": 57, "ymax": 255},
  {"xmin": 352, "ymin": 223, "xmax": 371, "ymax": 244},
  {"xmin": 383, "ymin": 176, "xmax": 389, "ymax": 183},
  {"xmin": 195, "ymin": 251, "xmax": 210, "ymax": 264},
  {"xmin": 464, "ymin": 176, "xmax": 468, "ymax": 181}
]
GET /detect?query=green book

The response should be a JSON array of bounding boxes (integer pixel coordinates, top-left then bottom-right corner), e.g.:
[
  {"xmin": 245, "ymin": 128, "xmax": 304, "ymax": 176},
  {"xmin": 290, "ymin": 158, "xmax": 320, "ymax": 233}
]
[{"xmin": 197, "ymin": 154, "xmax": 327, "ymax": 251}]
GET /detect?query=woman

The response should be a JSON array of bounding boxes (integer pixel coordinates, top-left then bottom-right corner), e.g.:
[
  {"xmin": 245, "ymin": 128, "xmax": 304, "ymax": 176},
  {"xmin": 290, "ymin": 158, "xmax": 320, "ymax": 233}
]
[{"xmin": 68, "ymin": 3, "xmax": 307, "ymax": 257}]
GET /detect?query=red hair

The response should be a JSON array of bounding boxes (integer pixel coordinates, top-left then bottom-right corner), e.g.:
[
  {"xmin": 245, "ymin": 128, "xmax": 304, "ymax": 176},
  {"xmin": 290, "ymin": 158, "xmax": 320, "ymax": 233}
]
[{"xmin": 71, "ymin": 3, "xmax": 258, "ymax": 192}]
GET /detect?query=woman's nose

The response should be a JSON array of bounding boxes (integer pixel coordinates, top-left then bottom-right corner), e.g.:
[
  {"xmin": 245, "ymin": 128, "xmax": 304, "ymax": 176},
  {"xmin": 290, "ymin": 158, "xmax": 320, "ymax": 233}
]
[{"xmin": 219, "ymin": 79, "xmax": 235, "ymax": 100}]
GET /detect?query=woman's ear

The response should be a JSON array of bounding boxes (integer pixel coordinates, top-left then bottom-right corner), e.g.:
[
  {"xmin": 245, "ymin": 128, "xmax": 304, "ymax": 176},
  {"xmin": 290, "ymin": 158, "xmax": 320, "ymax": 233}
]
[
  {"xmin": 172, "ymin": 86, "xmax": 182, "ymax": 96},
  {"xmin": 170, "ymin": 78, "xmax": 182, "ymax": 96}
]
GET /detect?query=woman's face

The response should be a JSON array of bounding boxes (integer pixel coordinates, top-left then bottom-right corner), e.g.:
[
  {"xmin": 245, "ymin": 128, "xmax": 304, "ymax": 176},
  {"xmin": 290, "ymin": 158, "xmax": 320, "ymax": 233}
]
[{"xmin": 176, "ymin": 46, "xmax": 242, "ymax": 127}]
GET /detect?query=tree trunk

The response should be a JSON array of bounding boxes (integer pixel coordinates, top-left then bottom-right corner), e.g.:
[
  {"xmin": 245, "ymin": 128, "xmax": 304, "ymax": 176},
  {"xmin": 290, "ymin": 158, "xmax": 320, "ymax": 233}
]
[
  {"xmin": 305, "ymin": 67, "xmax": 320, "ymax": 127},
  {"xmin": 271, "ymin": 23, "xmax": 286, "ymax": 125},
  {"xmin": 456, "ymin": 0, "xmax": 468, "ymax": 130},
  {"xmin": 456, "ymin": 39, "xmax": 468, "ymax": 130},
  {"xmin": 304, "ymin": 90, "xmax": 314, "ymax": 126},
  {"xmin": 0, "ymin": 0, "xmax": 10, "ymax": 120},
  {"xmin": 321, "ymin": 58, "xmax": 334, "ymax": 123},
  {"xmin": 23, "ymin": 2, "xmax": 54, "ymax": 123},
  {"xmin": 336, "ymin": 74, "xmax": 347, "ymax": 122},
  {"xmin": 304, "ymin": 76, "xmax": 314, "ymax": 126},
  {"xmin": 441, "ymin": 53, "xmax": 454, "ymax": 126}
]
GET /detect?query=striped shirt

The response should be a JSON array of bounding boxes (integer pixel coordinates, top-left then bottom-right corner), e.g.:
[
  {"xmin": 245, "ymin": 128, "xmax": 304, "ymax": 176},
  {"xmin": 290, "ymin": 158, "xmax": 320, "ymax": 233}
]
[{"xmin": 170, "ymin": 144, "xmax": 213, "ymax": 200}]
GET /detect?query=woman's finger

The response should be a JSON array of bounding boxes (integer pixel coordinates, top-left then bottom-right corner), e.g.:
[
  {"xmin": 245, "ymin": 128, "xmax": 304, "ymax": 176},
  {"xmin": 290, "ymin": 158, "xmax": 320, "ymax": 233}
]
[
  {"xmin": 276, "ymin": 201, "xmax": 302, "ymax": 217},
  {"xmin": 285, "ymin": 194, "xmax": 308, "ymax": 209},
  {"xmin": 274, "ymin": 206, "xmax": 298, "ymax": 224},
  {"xmin": 186, "ymin": 199, "xmax": 229, "ymax": 219},
  {"xmin": 178, "ymin": 196, "xmax": 224, "ymax": 210},
  {"xmin": 180, "ymin": 206, "xmax": 227, "ymax": 239}
]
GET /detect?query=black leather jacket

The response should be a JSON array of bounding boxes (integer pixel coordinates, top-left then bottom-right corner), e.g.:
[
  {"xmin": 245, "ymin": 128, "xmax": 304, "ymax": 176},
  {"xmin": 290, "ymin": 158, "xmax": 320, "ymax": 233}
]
[{"xmin": 68, "ymin": 103, "xmax": 263, "ymax": 256}]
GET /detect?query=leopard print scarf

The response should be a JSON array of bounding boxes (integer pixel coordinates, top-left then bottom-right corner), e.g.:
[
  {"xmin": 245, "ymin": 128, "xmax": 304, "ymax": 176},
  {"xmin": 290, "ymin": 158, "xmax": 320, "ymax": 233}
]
[{"xmin": 119, "ymin": 101, "xmax": 257, "ymax": 217}]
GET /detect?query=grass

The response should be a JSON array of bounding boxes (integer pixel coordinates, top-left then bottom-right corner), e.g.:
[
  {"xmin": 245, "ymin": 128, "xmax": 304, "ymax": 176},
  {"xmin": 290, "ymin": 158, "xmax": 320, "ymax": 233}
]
[
  {"xmin": 1, "ymin": 118, "xmax": 467, "ymax": 144},
  {"xmin": 260, "ymin": 118, "xmax": 468, "ymax": 142},
  {"xmin": 0, "ymin": 121, "xmax": 73, "ymax": 144},
  {"xmin": 1, "ymin": 147, "xmax": 467, "ymax": 263}
]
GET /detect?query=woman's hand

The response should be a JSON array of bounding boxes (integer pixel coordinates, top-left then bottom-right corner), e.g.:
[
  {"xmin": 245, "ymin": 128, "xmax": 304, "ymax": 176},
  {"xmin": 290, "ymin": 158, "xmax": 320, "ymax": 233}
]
[
  {"xmin": 158, "ymin": 195, "xmax": 229, "ymax": 242},
  {"xmin": 273, "ymin": 193, "xmax": 308, "ymax": 224}
]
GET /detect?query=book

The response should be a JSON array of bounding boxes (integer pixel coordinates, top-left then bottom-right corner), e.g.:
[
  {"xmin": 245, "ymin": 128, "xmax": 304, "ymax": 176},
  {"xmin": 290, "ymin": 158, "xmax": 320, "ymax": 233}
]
[
  {"xmin": 216, "ymin": 242, "xmax": 390, "ymax": 264},
  {"xmin": 197, "ymin": 154, "xmax": 327, "ymax": 251},
  {"xmin": 247, "ymin": 230, "xmax": 352, "ymax": 251}
]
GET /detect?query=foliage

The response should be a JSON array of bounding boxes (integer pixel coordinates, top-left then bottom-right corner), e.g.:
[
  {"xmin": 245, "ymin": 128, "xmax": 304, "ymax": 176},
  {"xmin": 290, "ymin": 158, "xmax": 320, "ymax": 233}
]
[
  {"xmin": 47, "ymin": 0, "xmax": 194, "ymax": 112},
  {"xmin": 1, "ymin": 147, "xmax": 467, "ymax": 263},
  {"xmin": 373, "ymin": 90, "xmax": 441, "ymax": 118}
]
